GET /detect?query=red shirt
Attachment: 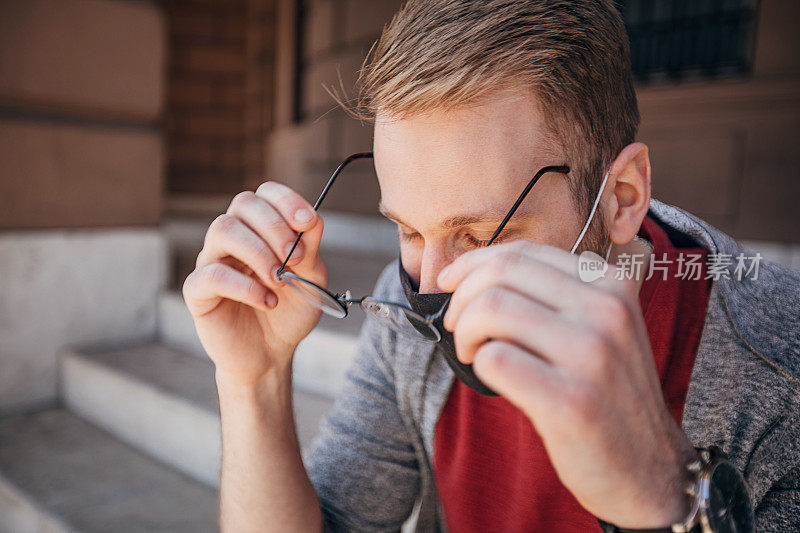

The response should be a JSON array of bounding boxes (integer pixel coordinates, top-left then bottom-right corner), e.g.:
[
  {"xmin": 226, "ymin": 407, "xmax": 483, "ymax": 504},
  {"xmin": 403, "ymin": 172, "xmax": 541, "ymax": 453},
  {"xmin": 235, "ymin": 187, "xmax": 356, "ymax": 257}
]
[{"xmin": 433, "ymin": 217, "xmax": 711, "ymax": 532}]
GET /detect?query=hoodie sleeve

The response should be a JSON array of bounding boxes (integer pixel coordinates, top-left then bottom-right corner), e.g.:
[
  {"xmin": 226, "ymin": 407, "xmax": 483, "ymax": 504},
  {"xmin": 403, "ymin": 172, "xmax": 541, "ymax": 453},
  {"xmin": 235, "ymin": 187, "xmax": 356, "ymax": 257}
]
[
  {"xmin": 753, "ymin": 466, "xmax": 800, "ymax": 532},
  {"xmin": 304, "ymin": 262, "xmax": 421, "ymax": 532}
]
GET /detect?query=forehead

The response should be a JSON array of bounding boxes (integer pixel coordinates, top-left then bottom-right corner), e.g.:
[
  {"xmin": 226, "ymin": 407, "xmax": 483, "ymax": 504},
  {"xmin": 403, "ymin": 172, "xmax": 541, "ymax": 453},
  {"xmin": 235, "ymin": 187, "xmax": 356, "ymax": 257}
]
[
  {"xmin": 374, "ymin": 90, "xmax": 555, "ymax": 163},
  {"xmin": 372, "ymin": 90, "xmax": 562, "ymax": 227}
]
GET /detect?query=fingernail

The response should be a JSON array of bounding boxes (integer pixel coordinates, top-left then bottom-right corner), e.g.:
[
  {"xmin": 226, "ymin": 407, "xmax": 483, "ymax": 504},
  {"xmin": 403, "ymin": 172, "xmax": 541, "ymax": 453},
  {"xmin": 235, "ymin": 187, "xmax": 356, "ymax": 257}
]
[
  {"xmin": 294, "ymin": 208, "xmax": 313, "ymax": 223},
  {"xmin": 438, "ymin": 265, "xmax": 451, "ymax": 282},
  {"xmin": 266, "ymin": 292, "xmax": 277, "ymax": 308},
  {"xmin": 286, "ymin": 242, "xmax": 303, "ymax": 263}
]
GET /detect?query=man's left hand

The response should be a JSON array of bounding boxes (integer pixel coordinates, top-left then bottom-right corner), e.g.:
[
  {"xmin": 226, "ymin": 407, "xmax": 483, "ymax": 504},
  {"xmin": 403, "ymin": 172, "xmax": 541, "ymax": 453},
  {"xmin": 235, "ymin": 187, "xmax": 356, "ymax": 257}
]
[{"xmin": 437, "ymin": 240, "xmax": 697, "ymax": 528}]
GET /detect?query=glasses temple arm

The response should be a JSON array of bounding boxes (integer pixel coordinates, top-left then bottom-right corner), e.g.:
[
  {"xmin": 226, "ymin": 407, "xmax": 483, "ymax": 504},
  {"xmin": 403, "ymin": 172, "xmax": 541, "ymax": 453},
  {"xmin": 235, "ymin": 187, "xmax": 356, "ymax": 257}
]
[
  {"xmin": 278, "ymin": 152, "xmax": 374, "ymax": 274},
  {"xmin": 486, "ymin": 164, "xmax": 570, "ymax": 245},
  {"xmin": 426, "ymin": 165, "xmax": 569, "ymax": 330}
]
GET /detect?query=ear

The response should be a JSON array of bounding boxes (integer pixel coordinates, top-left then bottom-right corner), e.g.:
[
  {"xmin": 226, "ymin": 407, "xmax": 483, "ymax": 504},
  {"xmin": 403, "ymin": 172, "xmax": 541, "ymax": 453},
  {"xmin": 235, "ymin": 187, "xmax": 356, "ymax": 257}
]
[{"xmin": 605, "ymin": 142, "xmax": 651, "ymax": 245}]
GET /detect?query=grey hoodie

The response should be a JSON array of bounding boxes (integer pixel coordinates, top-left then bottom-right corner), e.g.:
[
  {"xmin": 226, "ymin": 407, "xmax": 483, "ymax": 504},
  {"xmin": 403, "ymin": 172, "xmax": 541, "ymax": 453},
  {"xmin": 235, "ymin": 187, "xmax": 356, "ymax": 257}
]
[{"xmin": 305, "ymin": 199, "xmax": 800, "ymax": 532}]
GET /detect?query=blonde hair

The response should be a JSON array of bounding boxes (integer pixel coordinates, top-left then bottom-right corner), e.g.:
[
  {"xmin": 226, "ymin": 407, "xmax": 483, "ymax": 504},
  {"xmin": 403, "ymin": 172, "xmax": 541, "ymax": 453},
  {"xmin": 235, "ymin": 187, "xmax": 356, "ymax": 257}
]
[{"xmin": 338, "ymin": 0, "xmax": 640, "ymax": 217}]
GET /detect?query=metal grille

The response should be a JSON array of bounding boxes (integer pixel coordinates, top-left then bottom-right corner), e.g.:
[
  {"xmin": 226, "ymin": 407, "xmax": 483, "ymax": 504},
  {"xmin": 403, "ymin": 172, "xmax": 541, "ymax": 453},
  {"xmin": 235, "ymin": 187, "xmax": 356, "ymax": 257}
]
[{"xmin": 619, "ymin": 0, "xmax": 759, "ymax": 82}]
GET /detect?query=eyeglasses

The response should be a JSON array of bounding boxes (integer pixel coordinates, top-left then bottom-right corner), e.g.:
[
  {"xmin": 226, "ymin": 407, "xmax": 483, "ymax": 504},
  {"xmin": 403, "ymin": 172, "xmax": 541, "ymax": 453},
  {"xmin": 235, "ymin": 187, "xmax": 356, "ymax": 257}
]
[{"xmin": 277, "ymin": 152, "xmax": 569, "ymax": 342}]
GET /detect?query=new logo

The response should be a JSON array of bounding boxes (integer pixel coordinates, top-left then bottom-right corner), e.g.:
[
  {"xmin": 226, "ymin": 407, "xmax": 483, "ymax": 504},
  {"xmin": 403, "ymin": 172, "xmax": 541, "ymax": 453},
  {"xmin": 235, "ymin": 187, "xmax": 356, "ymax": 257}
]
[{"xmin": 578, "ymin": 251, "xmax": 608, "ymax": 282}]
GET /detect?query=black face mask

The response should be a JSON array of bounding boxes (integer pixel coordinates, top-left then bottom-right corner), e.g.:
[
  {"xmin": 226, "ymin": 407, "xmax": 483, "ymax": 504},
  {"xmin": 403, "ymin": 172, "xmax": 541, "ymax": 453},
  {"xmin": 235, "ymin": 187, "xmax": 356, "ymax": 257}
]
[{"xmin": 398, "ymin": 259, "xmax": 498, "ymax": 396}]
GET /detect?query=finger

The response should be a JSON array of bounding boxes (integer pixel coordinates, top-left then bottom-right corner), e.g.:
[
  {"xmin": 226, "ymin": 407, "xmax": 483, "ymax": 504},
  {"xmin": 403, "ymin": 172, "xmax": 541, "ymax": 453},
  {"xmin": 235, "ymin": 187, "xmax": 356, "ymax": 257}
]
[
  {"xmin": 255, "ymin": 181, "xmax": 326, "ymax": 277},
  {"xmin": 197, "ymin": 214, "xmax": 281, "ymax": 288},
  {"xmin": 183, "ymin": 262, "xmax": 274, "ymax": 317},
  {"xmin": 443, "ymin": 251, "xmax": 589, "ymax": 330},
  {"xmin": 227, "ymin": 191, "xmax": 308, "ymax": 267},
  {"xmin": 472, "ymin": 340, "xmax": 560, "ymax": 417},
  {"xmin": 438, "ymin": 240, "xmax": 579, "ymax": 292},
  {"xmin": 255, "ymin": 181, "xmax": 318, "ymax": 232},
  {"xmin": 451, "ymin": 286, "xmax": 576, "ymax": 365}
]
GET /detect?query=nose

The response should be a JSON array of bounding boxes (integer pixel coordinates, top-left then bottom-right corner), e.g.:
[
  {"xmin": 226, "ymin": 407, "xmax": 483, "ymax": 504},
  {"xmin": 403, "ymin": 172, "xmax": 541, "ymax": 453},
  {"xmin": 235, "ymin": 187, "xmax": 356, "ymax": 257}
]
[{"xmin": 417, "ymin": 246, "xmax": 453, "ymax": 294}]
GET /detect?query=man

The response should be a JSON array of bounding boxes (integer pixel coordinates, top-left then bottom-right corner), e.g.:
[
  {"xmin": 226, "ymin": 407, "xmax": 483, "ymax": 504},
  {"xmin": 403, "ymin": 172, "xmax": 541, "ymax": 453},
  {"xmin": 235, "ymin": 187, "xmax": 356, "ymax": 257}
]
[{"xmin": 182, "ymin": 1, "xmax": 800, "ymax": 531}]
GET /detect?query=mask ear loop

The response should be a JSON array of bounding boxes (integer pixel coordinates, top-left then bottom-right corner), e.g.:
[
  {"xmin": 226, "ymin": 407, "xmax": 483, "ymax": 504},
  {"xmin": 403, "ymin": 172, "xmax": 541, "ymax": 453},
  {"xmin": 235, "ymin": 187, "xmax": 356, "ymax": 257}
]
[{"xmin": 570, "ymin": 168, "xmax": 611, "ymax": 255}]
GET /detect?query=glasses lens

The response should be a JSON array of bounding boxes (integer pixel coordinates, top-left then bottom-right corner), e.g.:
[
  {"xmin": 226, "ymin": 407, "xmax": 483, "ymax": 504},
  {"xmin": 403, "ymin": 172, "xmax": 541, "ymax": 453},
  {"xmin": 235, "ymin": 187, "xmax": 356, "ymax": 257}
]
[
  {"xmin": 360, "ymin": 298, "xmax": 441, "ymax": 341},
  {"xmin": 278, "ymin": 271, "xmax": 347, "ymax": 318}
]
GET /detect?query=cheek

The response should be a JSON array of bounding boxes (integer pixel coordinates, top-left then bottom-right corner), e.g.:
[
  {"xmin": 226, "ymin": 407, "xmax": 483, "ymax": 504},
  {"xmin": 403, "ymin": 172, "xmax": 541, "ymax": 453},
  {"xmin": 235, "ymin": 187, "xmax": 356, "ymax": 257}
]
[
  {"xmin": 523, "ymin": 206, "xmax": 583, "ymax": 250},
  {"xmin": 519, "ymin": 175, "xmax": 585, "ymax": 249},
  {"xmin": 506, "ymin": 222, "xmax": 571, "ymax": 250},
  {"xmin": 400, "ymin": 245, "xmax": 422, "ymax": 286},
  {"xmin": 400, "ymin": 245, "xmax": 422, "ymax": 290},
  {"xmin": 531, "ymin": 225, "xmax": 578, "ymax": 250}
]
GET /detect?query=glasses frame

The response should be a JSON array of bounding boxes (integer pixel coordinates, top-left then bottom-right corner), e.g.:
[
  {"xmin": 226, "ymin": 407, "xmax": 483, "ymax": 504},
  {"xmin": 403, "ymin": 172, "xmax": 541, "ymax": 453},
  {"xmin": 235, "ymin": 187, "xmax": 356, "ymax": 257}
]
[{"xmin": 276, "ymin": 151, "xmax": 569, "ymax": 342}]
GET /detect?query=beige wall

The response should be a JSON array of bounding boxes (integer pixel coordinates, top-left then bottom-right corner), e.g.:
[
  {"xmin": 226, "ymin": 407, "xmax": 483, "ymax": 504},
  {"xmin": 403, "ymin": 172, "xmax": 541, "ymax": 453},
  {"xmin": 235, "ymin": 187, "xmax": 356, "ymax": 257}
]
[
  {"xmin": 0, "ymin": 0, "xmax": 169, "ymax": 412},
  {"xmin": 268, "ymin": 0, "xmax": 800, "ymax": 244},
  {"xmin": 0, "ymin": 0, "xmax": 165, "ymax": 229}
]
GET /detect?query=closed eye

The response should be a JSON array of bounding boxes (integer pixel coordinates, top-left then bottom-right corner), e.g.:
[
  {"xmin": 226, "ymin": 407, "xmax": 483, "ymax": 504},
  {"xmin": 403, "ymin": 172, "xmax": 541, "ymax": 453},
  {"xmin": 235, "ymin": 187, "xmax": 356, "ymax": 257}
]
[
  {"xmin": 397, "ymin": 228, "xmax": 499, "ymax": 248},
  {"xmin": 464, "ymin": 233, "xmax": 492, "ymax": 247},
  {"xmin": 397, "ymin": 229, "xmax": 422, "ymax": 242}
]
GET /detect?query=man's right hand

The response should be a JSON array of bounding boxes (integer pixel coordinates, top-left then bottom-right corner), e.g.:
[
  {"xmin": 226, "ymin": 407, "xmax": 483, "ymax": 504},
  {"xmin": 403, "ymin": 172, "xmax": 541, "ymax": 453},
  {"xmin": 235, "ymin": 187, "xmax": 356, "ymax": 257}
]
[{"xmin": 182, "ymin": 181, "xmax": 327, "ymax": 388}]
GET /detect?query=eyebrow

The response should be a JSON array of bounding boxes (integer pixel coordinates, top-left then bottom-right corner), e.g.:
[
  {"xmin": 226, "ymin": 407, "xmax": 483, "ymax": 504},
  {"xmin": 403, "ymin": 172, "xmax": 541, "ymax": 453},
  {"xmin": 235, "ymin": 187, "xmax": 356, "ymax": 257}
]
[{"xmin": 378, "ymin": 202, "xmax": 528, "ymax": 230}]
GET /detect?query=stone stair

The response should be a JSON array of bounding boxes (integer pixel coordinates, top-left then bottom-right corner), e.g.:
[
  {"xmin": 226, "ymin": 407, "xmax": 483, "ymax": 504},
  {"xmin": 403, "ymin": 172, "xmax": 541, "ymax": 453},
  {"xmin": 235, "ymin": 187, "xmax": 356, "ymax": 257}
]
[
  {"xmin": 0, "ymin": 213, "xmax": 397, "ymax": 532},
  {"xmin": 0, "ymin": 409, "xmax": 218, "ymax": 533},
  {"xmin": 0, "ymin": 338, "xmax": 345, "ymax": 533}
]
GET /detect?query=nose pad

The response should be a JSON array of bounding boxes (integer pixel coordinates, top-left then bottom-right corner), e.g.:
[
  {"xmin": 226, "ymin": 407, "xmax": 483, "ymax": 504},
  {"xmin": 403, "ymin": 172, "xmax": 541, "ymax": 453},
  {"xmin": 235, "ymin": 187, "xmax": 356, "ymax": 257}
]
[{"xmin": 368, "ymin": 301, "xmax": 391, "ymax": 318}]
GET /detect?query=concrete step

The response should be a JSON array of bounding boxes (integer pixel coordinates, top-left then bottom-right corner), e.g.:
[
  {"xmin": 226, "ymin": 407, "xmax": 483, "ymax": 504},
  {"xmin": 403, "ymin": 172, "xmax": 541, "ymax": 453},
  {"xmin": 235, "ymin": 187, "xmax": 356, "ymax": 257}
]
[
  {"xmin": 60, "ymin": 342, "xmax": 334, "ymax": 488},
  {"xmin": 157, "ymin": 291, "xmax": 206, "ymax": 359},
  {"xmin": 0, "ymin": 408, "xmax": 218, "ymax": 533}
]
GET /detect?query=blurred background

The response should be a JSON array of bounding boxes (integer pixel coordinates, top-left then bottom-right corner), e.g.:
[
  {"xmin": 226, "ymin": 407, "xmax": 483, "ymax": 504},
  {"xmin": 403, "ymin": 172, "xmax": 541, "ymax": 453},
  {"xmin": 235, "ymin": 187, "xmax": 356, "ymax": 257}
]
[{"xmin": 0, "ymin": 0, "xmax": 798, "ymax": 531}]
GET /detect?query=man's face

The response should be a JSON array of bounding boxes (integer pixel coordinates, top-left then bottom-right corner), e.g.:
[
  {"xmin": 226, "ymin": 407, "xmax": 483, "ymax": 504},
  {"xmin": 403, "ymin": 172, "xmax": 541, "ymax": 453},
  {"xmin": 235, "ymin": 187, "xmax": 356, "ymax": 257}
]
[{"xmin": 374, "ymin": 90, "xmax": 587, "ymax": 293}]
